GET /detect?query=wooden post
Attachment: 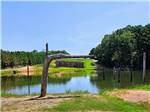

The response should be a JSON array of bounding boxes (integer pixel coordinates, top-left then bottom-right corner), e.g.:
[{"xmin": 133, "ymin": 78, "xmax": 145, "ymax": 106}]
[
  {"xmin": 142, "ymin": 52, "xmax": 146, "ymax": 82},
  {"xmin": 27, "ymin": 59, "xmax": 30, "ymax": 94},
  {"xmin": 46, "ymin": 43, "xmax": 48, "ymax": 57},
  {"xmin": 113, "ymin": 67, "xmax": 116, "ymax": 80},
  {"xmin": 118, "ymin": 68, "xmax": 120, "ymax": 83},
  {"xmin": 27, "ymin": 65, "xmax": 29, "ymax": 76},
  {"xmin": 130, "ymin": 70, "xmax": 133, "ymax": 83},
  {"xmin": 28, "ymin": 77, "xmax": 31, "ymax": 94},
  {"xmin": 130, "ymin": 56, "xmax": 133, "ymax": 83},
  {"xmin": 40, "ymin": 58, "xmax": 50, "ymax": 97},
  {"xmin": 102, "ymin": 66, "xmax": 105, "ymax": 80},
  {"xmin": 40, "ymin": 43, "xmax": 49, "ymax": 97},
  {"xmin": 113, "ymin": 73, "xmax": 115, "ymax": 80}
]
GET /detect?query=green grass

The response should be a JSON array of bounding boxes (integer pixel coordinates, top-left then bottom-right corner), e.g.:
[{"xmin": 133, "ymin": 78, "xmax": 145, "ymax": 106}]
[
  {"xmin": 2, "ymin": 93, "xmax": 149, "ymax": 112},
  {"xmin": 99, "ymin": 84, "xmax": 150, "ymax": 97},
  {"xmin": 57, "ymin": 58, "xmax": 95, "ymax": 68},
  {"xmin": 1, "ymin": 90, "xmax": 88, "ymax": 97},
  {"xmin": 103, "ymin": 84, "xmax": 150, "ymax": 93},
  {"xmin": 45, "ymin": 94, "xmax": 149, "ymax": 112},
  {"xmin": 65, "ymin": 90, "xmax": 89, "ymax": 94},
  {"xmin": 1, "ymin": 68, "xmax": 20, "ymax": 76},
  {"xmin": 2, "ymin": 89, "xmax": 149, "ymax": 112},
  {"xmin": 1, "ymin": 93, "xmax": 149, "ymax": 112},
  {"xmin": 127, "ymin": 84, "xmax": 150, "ymax": 91}
]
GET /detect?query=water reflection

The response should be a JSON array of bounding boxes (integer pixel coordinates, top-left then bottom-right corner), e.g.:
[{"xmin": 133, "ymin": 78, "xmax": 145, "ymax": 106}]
[{"xmin": 1, "ymin": 69, "xmax": 150, "ymax": 95}]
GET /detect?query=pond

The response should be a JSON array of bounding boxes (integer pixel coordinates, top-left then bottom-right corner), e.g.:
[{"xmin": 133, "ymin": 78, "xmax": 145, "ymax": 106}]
[{"xmin": 1, "ymin": 70, "xmax": 150, "ymax": 95}]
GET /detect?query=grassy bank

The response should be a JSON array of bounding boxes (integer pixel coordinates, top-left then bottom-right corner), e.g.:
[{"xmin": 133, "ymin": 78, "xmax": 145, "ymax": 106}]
[
  {"xmin": 1, "ymin": 58, "xmax": 96, "ymax": 77},
  {"xmin": 1, "ymin": 90, "xmax": 88, "ymax": 97},
  {"xmin": 46, "ymin": 94, "xmax": 148, "ymax": 112},
  {"xmin": 2, "ymin": 84, "xmax": 149, "ymax": 97},
  {"xmin": 46, "ymin": 85, "xmax": 150, "ymax": 112},
  {"xmin": 2, "ymin": 92, "xmax": 149, "ymax": 112},
  {"xmin": 98, "ymin": 84, "xmax": 150, "ymax": 99},
  {"xmin": 127, "ymin": 84, "xmax": 150, "ymax": 91},
  {"xmin": 2, "ymin": 84, "xmax": 150, "ymax": 112}
]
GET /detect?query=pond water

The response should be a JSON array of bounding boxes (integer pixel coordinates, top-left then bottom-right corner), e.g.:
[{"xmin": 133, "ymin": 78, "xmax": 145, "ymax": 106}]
[{"xmin": 1, "ymin": 70, "xmax": 150, "ymax": 95}]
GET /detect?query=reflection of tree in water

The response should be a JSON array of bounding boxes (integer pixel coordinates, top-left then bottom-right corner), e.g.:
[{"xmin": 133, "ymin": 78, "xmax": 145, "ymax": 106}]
[
  {"xmin": 90, "ymin": 69, "xmax": 148, "ymax": 90},
  {"xmin": 145, "ymin": 70, "xmax": 150, "ymax": 82},
  {"xmin": 1, "ymin": 76, "xmax": 71, "ymax": 91},
  {"xmin": 48, "ymin": 77, "xmax": 71, "ymax": 84},
  {"xmin": 1, "ymin": 70, "xmax": 149, "ymax": 93},
  {"xmin": 90, "ymin": 70, "xmax": 116, "ymax": 90},
  {"xmin": 2, "ymin": 76, "xmax": 16, "ymax": 90}
]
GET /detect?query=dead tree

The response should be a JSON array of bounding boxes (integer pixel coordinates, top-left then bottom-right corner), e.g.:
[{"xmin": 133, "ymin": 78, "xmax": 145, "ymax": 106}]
[{"xmin": 40, "ymin": 43, "xmax": 94, "ymax": 97}]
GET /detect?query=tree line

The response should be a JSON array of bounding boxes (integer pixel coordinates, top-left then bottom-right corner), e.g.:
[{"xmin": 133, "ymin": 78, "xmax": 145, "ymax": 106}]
[
  {"xmin": 90, "ymin": 24, "xmax": 150, "ymax": 69},
  {"xmin": 1, "ymin": 50, "xmax": 69, "ymax": 69}
]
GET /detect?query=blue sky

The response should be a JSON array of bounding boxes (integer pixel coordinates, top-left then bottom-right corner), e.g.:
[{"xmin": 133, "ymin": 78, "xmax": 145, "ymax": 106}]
[{"xmin": 2, "ymin": 1, "xmax": 149, "ymax": 54}]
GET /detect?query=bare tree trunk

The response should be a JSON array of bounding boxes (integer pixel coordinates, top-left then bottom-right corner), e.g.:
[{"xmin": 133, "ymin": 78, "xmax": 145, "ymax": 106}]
[
  {"xmin": 40, "ymin": 43, "xmax": 49, "ymax": 97},
  {"xmin": 40, "ymin": 58, "xmax": 51, "ymax": 97}
]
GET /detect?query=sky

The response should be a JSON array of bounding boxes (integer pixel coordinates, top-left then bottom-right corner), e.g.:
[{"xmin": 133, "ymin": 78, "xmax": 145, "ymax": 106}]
[{"xmin": 1, "ymin": 1, "xmax": 150, "ymax": 54}]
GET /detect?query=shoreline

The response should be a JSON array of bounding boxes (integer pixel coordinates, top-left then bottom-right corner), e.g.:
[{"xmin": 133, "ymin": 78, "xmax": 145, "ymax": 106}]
[
  {"xmin": 1, "ymin": 59, "xmax": 96, "ymax": 77},
  {"xmin": 1, "ymin": 86, "xmax": 150, "ymax": 112}
]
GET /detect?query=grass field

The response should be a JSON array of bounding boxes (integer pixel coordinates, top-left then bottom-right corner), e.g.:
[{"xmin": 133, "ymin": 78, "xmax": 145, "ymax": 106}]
[{"xmin": 1, "ymin": 58, "xmax": 96, "ymax": 77}]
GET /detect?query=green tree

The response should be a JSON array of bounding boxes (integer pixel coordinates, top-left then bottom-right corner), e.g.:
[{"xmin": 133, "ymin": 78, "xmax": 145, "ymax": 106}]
[{"xmin": 91, "ymin": 24, "xmax": 150, "ymax": 69}]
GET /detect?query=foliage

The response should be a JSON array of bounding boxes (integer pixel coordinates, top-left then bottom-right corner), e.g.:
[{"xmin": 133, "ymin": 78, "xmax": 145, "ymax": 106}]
[
  {"xmin": 1, "ymin": 50, "xmax": 69, "ymax": 69},
  {"xmin": 90, "ymin": 24, "xmax": 150, "ymax": 69}
]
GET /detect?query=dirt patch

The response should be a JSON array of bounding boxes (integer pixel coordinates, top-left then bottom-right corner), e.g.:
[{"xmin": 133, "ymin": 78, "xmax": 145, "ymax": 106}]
[
  {"xmin": 1, "ymin": 95, "xmax": 74, "ymax": 112},
  {"xmin": 18, "ymin": 66, "xmax": 35, "ymax": 76},
  {"xmin": 108, "ymin": 90, "xmax": 150, "ymax": 103}
]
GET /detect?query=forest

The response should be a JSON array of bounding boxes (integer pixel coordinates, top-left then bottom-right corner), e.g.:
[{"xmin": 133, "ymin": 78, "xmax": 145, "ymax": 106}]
[
  {"xmin": 2, "ymin": 24, "xmax": 150, "ymax": 70},
  {"xmin": 90, "ymin": 24, "xmax": 150, "ymax": 69},
  {"xmin": 1, "ymin": 50, "xmax": 69, "ymax": 68}
]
